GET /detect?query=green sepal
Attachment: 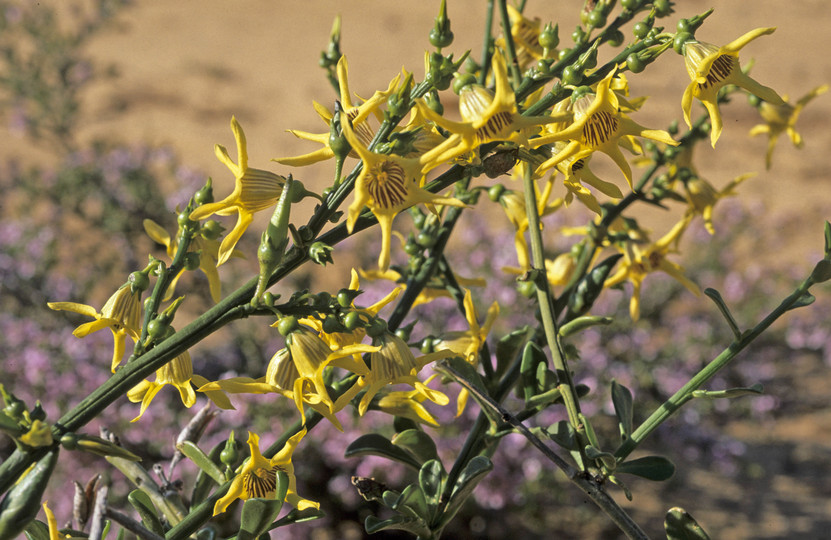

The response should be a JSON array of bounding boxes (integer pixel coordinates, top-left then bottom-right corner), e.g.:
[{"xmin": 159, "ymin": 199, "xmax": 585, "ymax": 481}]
[
  {"xmin": 127, "ymin": 489, "xmax": 165, "ymax": 537},
  {"xmin": 559, "ymin": 316, "xmax": 613, "ymax": 338},
  {"xmin": 191, "ymin": 440, "xmax": 225, "ymax": 508},
  {"xmin": 786, "ymin": 291, "xmax": 815, "ymax": 311},
  {"xmin": 237, "ymin": 471, "xmax": 289, "ymax": 540},
  {"xmin": 494, "ymin": 326, "xmax": 532, "ymax": 376},
  {"xmin": 665, "ymin": 507, "xmax": 711, "ymax": 540},
  {"xmin": 692, "ymin": 383, "xmax": 763, "ymax": 399},
  {"xmin": 0, "ymin": 412, "xmax": 23, "ymax": 438},
  {"xmin": 269, "ymin": 507, "xmax": 325, "ymax": 528},
  {"xmin": 0, "ymin": 449, "xmax": 59, "ymax": 540},
  {"xmin": 611, "ymin": 380, "xmax": 634, "ymax": 439},
  {"xmin": 391, "ymin": 430, "xmax": 438, "ymax": 466},
  {"xmin": 824, "ymin": 221, "xmax": 831, "ymax": 256},
  {"xmin": 584, "ymin": 445, "xmax": 617, "ymax": 471},
  {"xmin": 364, "ymin": 515, "xmax": 432, "ymax": 538},
  {"xmin": 22, "ymin": 520, "xmax": 49, "ymax": 540},
  {"xmin": 345, "ymin": 434, "xmax": 422, "ymax": 470},
  {"xmin": 439, "ymin": 455, "xmax": 493, "ymax": 529},
  {"xmin": 616, "ymin": 455, "xmax": 675, "ymax": 481},
  {"xmin": 578, "ymin": 413, "xmax": 600, "ymax": 448},
  {"xmin": 178, "ymin": 441, "xmax": 224, "ymax": 484},
  {"xmin": 418, "ymin": 459, "xmax": 446, "ymax": 512}
]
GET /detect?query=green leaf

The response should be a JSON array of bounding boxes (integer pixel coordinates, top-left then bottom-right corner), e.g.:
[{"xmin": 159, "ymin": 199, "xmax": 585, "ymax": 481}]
[
  {"xmin": 611, "ymin": 380, "xmax": 634, "ymax": 439},
  {"xmin": 567, "ymin": 253, "xmax": 622, "ymax": 317},
  {"xmin": 440, "ymin": 456, "xmax": 493, "ymax": 528},
  {"xmin": 811, "ymin": 259, "xmax": 831, "ymax": 283},
  {"xmin": 558, "ymin": 315, "xmax": 613, "ymax": 338},
  {"xmin": 824, "ymin": 221, "xmax": 831, "ymax": 256},
  {"xmin": 584, "ymin": 445, "xmax": 616, "ymax": 470},
  {"xmin": 494, "ymin": 326, "xmax": 532, "ymax": 375},
  {"xmin": 22, "ymin": 520, "xmax": 49, "ymax": 540},
  {"xmin": 178, "ymin": 441, "xmax": 224, "ymax": 484},
  {"xmin": 0, "ymin": 449, "xmax": 59, "ymax": 540},
  {"xmin": 190, "ymin": 440, "xmax": 225, "ymax": 509},
  {"xmin": 418, "ymin": 459, "xmax": 446, "ymax": 510},
  {"xmin": 665, "ymin": 507, "xmax": 711, "ymax": 540},
  {"xmin": 545, "ymin": 421, "xmax": 576, "ymax": 450},
  {"xmin": 692, "ymin": 383, "xmax": 763, "ymax": 399},
  {"xmin": 704, "ymin": 288, "xmax": 741, "ymax": 339},
  {"xmin": 391, "ymin": 429, "xmax": 438, "ymax": 466},
  {"xmin": 364, "ymin": 515, "xmax": 432, "ymax": 538},
  {"xmin": 345, "ymin": 434, "xmax": 422, "ymax": 469},
  {"xmin": 786, "ymin": 291, "xmax": 815, "ymax": 311},
  {"xmin": 127, "ymin": 489, "xmax": 165, "ymax": 537},
  {"xmin": 270, "ymin": 507, "xmax": 325, "ymax": 528},
  {"xmin": 237, "ymin": 471, "xmax": 289, "ymax": 540},
  {"xmin": 520, "ymin": 341, "xmax": 547, "ymax": 402},
  {"xmin": 617, "ymin": 455, "xmax": 675, "ymax": 481},
  {"xmin": 394, "ymin": 484, "xmax": 430, "ymax": 520}
]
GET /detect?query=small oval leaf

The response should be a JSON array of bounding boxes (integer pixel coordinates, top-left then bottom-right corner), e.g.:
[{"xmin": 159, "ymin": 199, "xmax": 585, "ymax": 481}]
[
  {"xmin": 391, "ymin": 430, "xmax": 438, "ymax": 466},
  {"xmin": 616, "ymin": 455, "xmax": 675, "ymax": 481},
  {"xmin": 345, "ymin": 434, "xmax": 422, "ymax": 470},
  {"xmin": 665, "ymin": 507, "xmax": 711, "ymax": 540}
]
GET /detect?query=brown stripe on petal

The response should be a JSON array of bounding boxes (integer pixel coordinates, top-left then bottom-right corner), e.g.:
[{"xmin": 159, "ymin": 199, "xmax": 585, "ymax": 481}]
[
  {"xmin": 701, "ymin": 54, "xmax": 736, "ymax": 90},
  {"xmin": 582, "ymin": 110, "xmax": 619, "ymax": 147},
  {"xmin": 475, "ymin": 111, "xmax": 514, "ymax": 144},
  {"xmin": 242, "ymin": 466, "xmax": 278, "ymax": 499},
  {"xmin": 367, "ymin": 160, "xmax": 408, "ymax": 210}
]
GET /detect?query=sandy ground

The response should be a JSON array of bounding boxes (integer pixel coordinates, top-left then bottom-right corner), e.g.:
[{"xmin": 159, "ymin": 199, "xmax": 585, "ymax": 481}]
[{"xmin": 4, "ymin": 1, "xmax": 831, "ymax": 538}]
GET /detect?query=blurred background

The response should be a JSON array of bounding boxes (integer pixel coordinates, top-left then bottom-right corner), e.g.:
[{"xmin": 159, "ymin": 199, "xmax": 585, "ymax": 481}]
[{"xmin": 1, "ymin": 0, "xmax": 830, "ymax": 538}]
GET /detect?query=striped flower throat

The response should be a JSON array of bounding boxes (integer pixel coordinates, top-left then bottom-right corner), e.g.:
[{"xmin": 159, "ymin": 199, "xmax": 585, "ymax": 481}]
[
  {"xmin": 367, "ymin": 159, "xmax": 408, "ymax": 210},
  {"xmin": 572, "ymin": 94, "xmax": 621, "ymax": 148}
]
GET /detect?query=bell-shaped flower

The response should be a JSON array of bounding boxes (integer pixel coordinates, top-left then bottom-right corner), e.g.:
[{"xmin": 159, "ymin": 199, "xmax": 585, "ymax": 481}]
[
  {"xmin": 681, "ymin": 28, "xmax": 785, "ymax": 147},
  {"xmin": 341, "ymin": 113, "xmax": 466, "ymax": 271},
  {"xmin": 431, "ymin": 290, "xmax": 498, "ymax": 415},
  {"xmin": 189, "ymin": 117, "xmax": 286, "ymax": 265},
  {"xmin": 213, "ymin": 430, "xmax": 318, "ymax": 516},
  {"xmin": 143, "ymin": 218, "xmax": 239, "ymax": 303},
  {"xmin": 749, "ymin": 84, "xmax": 828, "ymax": 169},
  {"xmin": 330, "ymin": 331, "xmax": 452, "ymax": 416},
  {"xmin": 531, "ymin": 68, "xmax": 678, "ymax": 188},
  {"xmin": 274, "ymin": 55, "xmax": 400, "ymax": 167},
  {"xmin": 127, "ymin": 350, "xmax": 197, "ymax": 421},
  {"xmin": 416, "ymin": 50, "xmax": 570, "ymax": 167},
  {"xmin": 684, "ymin": 173, "xmax": 754, "ymax": 235},
  {"xmin": 605, "ymin": 215, "xmax": 700, "ymax": 321},
  {"xmin": 48, "ymin": 284, "xmax": 141, "ymax": 372}
]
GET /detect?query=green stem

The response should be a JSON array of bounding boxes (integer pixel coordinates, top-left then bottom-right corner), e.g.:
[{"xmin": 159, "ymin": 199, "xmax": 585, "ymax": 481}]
[
  {"xmin": 614, "ymin": 274, "xmax": 818, "ymax": 460},
  {"xmin": 521, "ymin": 164, "xmax": 587, "ymax": 464}
]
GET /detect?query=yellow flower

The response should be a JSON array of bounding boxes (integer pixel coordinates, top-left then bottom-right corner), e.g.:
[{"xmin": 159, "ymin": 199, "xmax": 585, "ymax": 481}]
[
  {"xmin": 42, "ymin": 502, "xmax": 84, "ymax": 540},
  {"xmin": 605, "ymin": 215, "xmax": 700, "ymax": 321},
  {"xmin": 198, "ymin": 325, "xmax": 371, "ymax": 430},
  {"xmin": 552, "ymin": 149, "xmax": 623, "ymax": 215},
  {"xmin": 684, "ymin": 173, "xmax": 753, "ymax": 234},
  {"xmin": 213, "ymin": 430, "xmax": 318, "ymax": 516},
  {"xmin": 341, "ymin": 113, "xmax": 466, "ymax": 272},
  {"xmin": 496, "ymin": 5, "xmax": 546, "ymax": 69},
  {"xmin": 331, "ymin": 332, "xmax": 452, "ymax": 416},
  {"xmin": 431, "ymin": 290, "xmax": 498, "ymax": 415},
  {"xmin": 376, "ymin": 374, "xmax": 445, "ymax": 427},
  {"xmin": 274, "ymin": 55, "xmax": 400, "ymax": 167},
  {"xmin": 358, "ymin": 267, "xmax": 485, "ymax": 308},
  {"xmin": 497, "ymin": 187, "xmax": 563, "ymax": 269},
  {"xmin": 681, "ymin": 28, "xmax": 785, "ymax": 147},
  {"xmin": 143, "ymin": 218, "xmax": 234, "ymax": 303},
  {"xmin": 531, "ymin": 68, "xmax": 678, "ymax": 188},
  {"xmin": 48, "ymin": 284, "xmax": 141, "ymax": 372},
  {"xmin": 749, "ymin": 84, "xmax": 828, "ymax": 169},
  {"xmin": 302, "ymin": 268, "xmax": 402, "ymax": 349},
  {"xmin": 416, "ymin": 50, "xmax": 569, "ymax": 167},
  {"xmin": 127, "ymin": 350, "xmax": 197, "ymax": 421},
  {"xmin": 189, "ymin": 117, "xmax": 286, "ymax": 266}
]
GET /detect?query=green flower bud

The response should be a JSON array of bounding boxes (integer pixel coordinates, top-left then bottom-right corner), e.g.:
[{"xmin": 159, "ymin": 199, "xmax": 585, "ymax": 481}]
[
  {"xmin": 539, "ymin": 23, "xmax": 559, "ymax": 50},
  {"xmin": 277, "ymin": 316, "xmax": 299, "ymax": 337}
]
